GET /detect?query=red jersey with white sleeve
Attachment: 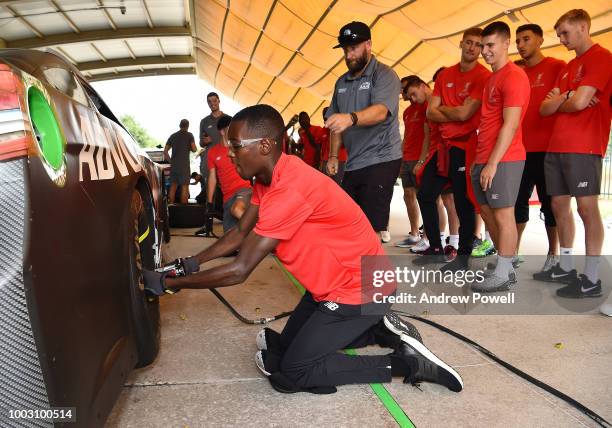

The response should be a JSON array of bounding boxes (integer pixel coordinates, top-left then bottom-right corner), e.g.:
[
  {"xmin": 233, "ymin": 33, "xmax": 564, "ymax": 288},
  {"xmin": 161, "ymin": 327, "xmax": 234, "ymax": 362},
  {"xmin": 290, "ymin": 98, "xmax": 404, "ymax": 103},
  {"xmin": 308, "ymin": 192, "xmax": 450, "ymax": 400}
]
[
  {"xmin": 251, "ymin": 153, "xmax": 385, "ymax": 304},
  {"xmin": 207, "ymin": 143, "xmax": 251, "ymax": 203},
  {"xmin": 548, "ymin": 44, "xmax": 612, "ymax": 156},
  {"xmin": 475, "ymin": 61, "xmax": 530, "ymax": 164}
]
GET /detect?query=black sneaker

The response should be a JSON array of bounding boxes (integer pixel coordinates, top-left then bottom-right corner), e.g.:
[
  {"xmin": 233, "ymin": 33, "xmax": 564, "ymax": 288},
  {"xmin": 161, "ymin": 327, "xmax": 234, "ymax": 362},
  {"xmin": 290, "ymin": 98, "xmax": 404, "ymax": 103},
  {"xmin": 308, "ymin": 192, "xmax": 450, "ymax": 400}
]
[
  {"xmin": 556, "ymin": 274, "xmax": 602, "ymax": 299},
  {"xmin": 412, "ymin": 247, "xmax": 446, "ymax": 265},
  {"xmin": 533, "ymin": 263, "xmax": 577, "ymax": 284},
  {"xmin": 393, "ymin": 340, "xmax": 463, "ymax": 392},
  {"xmin": 383, "ymin": 312, "xmax": 423, "ymax": 345}
]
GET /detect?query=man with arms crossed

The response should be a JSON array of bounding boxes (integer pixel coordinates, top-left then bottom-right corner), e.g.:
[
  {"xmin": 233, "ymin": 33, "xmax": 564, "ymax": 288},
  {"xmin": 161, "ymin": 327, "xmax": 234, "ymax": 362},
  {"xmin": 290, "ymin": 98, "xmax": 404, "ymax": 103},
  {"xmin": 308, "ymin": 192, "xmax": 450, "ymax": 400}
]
[
  {"xmin": 514, "ymin": 24, "xmax": 565, "ymax": 278},
  {"xmin": 425, "ymin": 28, "xmax": 491, "ymax": 270},
  {"xmin": 539, "ymin": 9, "xmax": 612, "ymax": 299}
]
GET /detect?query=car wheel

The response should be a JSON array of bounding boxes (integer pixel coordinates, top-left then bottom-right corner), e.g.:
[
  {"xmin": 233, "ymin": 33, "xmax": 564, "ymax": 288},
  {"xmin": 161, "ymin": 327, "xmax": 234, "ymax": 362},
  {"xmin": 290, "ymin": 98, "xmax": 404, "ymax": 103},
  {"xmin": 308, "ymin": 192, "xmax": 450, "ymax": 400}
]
[{"xmin": 128, "ymin": 189, "xmax": 161, "ymax": 368}]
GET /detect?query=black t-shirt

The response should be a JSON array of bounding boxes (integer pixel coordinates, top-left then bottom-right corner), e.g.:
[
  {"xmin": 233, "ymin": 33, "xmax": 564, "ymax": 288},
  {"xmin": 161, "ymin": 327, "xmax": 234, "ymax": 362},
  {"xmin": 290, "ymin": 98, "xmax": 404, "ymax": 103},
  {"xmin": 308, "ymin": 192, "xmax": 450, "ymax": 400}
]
[{"xmin": 166, "ymin": 130, "xmax": 194, "ymax": 174}]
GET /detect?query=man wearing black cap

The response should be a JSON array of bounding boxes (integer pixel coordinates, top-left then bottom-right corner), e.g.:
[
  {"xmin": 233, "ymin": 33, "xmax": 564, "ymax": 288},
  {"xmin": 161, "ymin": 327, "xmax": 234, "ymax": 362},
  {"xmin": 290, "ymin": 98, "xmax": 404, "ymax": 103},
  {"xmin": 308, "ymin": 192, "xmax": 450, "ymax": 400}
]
[{"xmin": 325, "ymin": 21, "xmax": 402, "ymax": 243}]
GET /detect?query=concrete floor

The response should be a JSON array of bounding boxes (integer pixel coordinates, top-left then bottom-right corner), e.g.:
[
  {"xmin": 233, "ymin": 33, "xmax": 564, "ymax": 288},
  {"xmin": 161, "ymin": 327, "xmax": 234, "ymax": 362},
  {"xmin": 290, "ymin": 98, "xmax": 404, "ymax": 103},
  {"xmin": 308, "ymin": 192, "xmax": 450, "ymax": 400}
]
[{"xmin": 107, "ymin": 185, "xmax": 612, "ymax": 428}]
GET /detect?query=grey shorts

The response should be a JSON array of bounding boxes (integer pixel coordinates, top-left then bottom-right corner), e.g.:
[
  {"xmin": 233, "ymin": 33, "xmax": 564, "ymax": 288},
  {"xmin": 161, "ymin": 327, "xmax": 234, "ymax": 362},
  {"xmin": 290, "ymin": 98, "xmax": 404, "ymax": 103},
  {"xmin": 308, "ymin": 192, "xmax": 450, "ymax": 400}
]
[
  {"xmin": 400, "ymin": 160, "xmax": 418, "ymax": 188},
  {"xmin": 471, "ymin": 161, "xmax": 525, "ymax": 209},
  {"xmin": 170, "ymin": 169, "xmax": 190, "ymax": 185},
  {"xmin": 222, "ymin": 188, "xmax": 252, "ymax": 232},
  {"xmin": 544, "ymin": 153, "xmax": 602, "ymax": 197}
]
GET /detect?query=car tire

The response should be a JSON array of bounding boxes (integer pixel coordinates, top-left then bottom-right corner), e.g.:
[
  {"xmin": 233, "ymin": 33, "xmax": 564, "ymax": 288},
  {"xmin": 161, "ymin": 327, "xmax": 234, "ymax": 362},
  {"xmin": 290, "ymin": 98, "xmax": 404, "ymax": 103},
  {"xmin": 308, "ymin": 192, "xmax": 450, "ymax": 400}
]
[{"xmin": 128, "ymin": 188, "xmax": 161, "ymax": 368}]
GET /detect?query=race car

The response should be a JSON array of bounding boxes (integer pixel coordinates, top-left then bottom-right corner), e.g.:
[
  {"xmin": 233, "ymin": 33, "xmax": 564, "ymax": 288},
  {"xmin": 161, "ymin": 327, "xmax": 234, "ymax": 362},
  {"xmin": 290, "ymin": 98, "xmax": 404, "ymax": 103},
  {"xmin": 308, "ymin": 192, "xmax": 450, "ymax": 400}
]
[{"xmin": 0, "ymin": 49, "xmax": 168, "ymax": 427}]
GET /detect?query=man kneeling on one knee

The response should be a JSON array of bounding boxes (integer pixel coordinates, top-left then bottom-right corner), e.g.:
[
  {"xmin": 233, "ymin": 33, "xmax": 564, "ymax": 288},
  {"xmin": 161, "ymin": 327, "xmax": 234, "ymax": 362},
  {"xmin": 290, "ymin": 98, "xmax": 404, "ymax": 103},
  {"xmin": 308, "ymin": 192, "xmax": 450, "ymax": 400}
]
[{"xmin": 143, "ymin": 104, "xmax": 463, "ymax": 394}]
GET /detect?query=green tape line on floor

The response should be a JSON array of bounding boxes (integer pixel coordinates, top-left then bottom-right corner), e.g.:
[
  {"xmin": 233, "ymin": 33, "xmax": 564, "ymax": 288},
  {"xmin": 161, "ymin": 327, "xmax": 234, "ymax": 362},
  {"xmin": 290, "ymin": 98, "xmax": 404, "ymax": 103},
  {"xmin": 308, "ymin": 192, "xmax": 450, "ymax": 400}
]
[{"xmin": 272, "ymin": 256, "xmax": 415, "ymax": 428}]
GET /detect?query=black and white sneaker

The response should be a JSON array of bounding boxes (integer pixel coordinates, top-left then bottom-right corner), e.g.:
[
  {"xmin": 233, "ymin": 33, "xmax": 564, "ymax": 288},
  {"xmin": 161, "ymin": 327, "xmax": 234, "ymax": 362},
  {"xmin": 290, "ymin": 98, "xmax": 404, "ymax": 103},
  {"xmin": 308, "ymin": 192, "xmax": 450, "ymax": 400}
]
[
  {"xmin": 533, "ymin": 263, "xmax": 577, "ymax": 284},
  {"xmin": 556, "ymin": 274, "xmax": 602, "ymax": 299},
  {"xmin": 393, "ymin": 338, "xmax": 463, "ymax": 392},
  {"xmin": 383, "ymin": 312, "xmax": 423, "ymax": 344}
]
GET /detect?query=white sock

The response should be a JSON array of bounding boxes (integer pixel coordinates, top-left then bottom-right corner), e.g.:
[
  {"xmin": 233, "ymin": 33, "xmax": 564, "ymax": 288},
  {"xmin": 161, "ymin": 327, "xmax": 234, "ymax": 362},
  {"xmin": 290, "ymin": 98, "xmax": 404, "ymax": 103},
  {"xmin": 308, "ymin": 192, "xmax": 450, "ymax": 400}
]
[
  {"xmin": 584, "ymin": 256, "xmax": 600, "ymax": 283},
  {"xmin": 485, "ymin": 231, "xmax": 492, "ymax": 243},
  {"xmin": 493, "ymin": 256, "xmax": 513, "ymax": 279},
  {"xmin": 449, "ymin": 234, "xmax": 459, "ymax": 249},
  {"xmin": 559, "ymin": 247, "xmax": 574, "ymax": 272},
  {"xmin": 440, "ymin": 233, "xmax": 446, "ymax": 243}
]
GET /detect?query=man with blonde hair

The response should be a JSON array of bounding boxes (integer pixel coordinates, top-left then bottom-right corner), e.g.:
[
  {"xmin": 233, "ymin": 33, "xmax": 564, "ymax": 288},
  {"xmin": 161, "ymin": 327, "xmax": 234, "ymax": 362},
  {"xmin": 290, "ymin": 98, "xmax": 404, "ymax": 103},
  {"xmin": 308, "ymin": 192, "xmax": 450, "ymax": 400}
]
[{"xmin": 540, "ymin": 9, "xmax": 612, "ymax": 298}]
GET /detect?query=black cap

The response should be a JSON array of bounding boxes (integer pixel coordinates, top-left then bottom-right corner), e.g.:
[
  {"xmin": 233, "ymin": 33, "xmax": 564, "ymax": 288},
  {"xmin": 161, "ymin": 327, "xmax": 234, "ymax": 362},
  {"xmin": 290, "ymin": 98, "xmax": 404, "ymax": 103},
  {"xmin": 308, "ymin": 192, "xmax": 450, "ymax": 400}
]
[{"xmin": 334, "ymin": 21, "xmax": 371, "ymax": 48}]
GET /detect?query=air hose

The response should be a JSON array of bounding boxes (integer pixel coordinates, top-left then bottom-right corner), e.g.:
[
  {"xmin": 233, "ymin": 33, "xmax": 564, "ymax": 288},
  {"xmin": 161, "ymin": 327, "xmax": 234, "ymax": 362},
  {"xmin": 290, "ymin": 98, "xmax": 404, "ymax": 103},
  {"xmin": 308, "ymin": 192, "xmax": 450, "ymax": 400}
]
[{"xmin": 209, "ymin": 288, "xmax": 293, "ymax": 325}]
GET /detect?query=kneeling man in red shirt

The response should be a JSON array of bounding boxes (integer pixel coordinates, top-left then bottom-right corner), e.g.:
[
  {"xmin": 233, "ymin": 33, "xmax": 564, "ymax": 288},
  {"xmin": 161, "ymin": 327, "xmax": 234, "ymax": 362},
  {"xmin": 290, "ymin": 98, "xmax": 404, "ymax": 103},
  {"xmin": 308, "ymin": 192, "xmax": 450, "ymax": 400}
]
[{"xmin": 143, "ymin": 104, "xmax": 463, "ymax": 394}]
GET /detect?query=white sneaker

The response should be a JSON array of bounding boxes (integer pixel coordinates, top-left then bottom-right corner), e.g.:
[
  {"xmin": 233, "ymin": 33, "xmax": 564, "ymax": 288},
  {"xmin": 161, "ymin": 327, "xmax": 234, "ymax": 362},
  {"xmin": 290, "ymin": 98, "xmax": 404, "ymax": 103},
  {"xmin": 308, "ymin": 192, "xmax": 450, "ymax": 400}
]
[
  {"xmin": 600, "ymin": 304, "xmax": 612, "ymax": 316},
  {"xmin": 410, "ymin": 238, "xmax": 430, "ymax": 254},
  {"xmin": 380, "ymin": 230, "xmax": 391, "ymax": 243}
]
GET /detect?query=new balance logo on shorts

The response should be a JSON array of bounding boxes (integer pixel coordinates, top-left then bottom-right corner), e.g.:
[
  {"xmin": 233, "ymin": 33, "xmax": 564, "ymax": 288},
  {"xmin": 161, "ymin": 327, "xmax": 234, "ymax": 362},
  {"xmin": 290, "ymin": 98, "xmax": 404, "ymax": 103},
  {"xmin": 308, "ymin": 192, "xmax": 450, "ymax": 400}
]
[
  {"xmin": 491, "ymin": 194, "xmax": 499, "ymax": 200},
  {"xmin": 458, "ymin": 166, "xmax": 466, "ymax": 172},
  {"xmin": 323, "ymin": 302, "xmax": 339, "ymax": 311},
  {"xmin": 577, "ymin": 181, "xmax": 588, "ymax": 188}
]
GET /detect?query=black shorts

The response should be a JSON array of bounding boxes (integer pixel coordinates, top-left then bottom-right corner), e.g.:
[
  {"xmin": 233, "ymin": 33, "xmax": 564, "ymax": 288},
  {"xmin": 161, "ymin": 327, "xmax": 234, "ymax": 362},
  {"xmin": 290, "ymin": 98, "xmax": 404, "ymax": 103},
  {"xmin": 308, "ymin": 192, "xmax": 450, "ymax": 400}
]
[
  {"xmin": 514, "ymin": 152, "xmax": 555, "ymax": 226},
  {"xmin": 544, "ymin": 153, "xmax": 602, "ymax": 197},
  {"xmin": 400, "ymin": 160, "xmax": 418, "ymax": 188},
  {"xmin": 342, "ymin": 159, "xmax": 402, "ymax": 231}
]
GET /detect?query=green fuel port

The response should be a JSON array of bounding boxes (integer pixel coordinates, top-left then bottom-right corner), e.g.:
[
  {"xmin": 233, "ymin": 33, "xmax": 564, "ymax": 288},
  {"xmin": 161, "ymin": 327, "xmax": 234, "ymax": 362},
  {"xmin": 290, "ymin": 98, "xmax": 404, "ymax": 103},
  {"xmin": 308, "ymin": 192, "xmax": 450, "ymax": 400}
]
[{"xmin": 27, "ymin": 86, "xmax": 65, "ymax": 170}]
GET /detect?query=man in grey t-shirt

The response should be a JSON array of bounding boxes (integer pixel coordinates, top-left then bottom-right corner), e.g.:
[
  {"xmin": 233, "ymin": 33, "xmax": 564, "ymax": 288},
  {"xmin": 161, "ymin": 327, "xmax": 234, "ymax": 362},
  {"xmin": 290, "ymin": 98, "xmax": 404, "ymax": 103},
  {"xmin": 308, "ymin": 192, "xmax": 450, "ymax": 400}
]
[
  {"xmin": 164, "ymin": 119, "xmax": 196, "ymax": 204},
  {"xmin": 325, "ymin": 21, "xmax": 402, "ymax": 242},
  {"xmin": 198, "ymin": 92, "xmax": 224, "ymax": 195}
]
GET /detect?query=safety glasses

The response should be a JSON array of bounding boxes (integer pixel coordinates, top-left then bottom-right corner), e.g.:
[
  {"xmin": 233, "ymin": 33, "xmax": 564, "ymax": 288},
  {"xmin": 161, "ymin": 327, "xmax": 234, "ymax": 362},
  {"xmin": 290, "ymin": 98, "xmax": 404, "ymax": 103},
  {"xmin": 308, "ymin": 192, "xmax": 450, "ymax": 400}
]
[{"xmin": 228, "ymin": 137, "xmax": 264, "ymax": 152}]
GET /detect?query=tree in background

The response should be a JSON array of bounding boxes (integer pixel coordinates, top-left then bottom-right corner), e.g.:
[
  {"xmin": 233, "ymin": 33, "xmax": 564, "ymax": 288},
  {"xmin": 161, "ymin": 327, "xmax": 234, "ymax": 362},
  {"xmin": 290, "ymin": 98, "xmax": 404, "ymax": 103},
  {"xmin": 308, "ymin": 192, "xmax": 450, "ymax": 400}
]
[{"xmin": 120, "ymin": 114, "xmax": 162, "ymax": 148}]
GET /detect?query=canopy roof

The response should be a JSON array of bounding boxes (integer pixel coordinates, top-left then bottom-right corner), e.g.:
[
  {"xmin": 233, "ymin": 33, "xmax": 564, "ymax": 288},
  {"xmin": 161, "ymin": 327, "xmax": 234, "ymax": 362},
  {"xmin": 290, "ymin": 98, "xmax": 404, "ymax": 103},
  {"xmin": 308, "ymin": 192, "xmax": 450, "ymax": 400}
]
[
  {"xmin": 194, "ymin": 0, "xmax": 611, "ymax": 122},
  {"xmin": 0, "ymin": 1, "xmax": 608, "ymax": 123}
]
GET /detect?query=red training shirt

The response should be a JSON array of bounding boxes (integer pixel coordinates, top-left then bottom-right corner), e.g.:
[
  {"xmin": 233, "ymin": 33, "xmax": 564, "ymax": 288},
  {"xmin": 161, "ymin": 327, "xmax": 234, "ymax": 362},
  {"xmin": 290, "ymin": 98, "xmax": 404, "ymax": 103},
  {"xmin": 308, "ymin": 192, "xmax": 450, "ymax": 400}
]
[
  {"xmin": 433, "ymin": 62, "xmax": 491, "ymax": 149},
  {"xmin": 251, "ymin": 153, "xmax": 385, "ymax": 304},
  {"xmin": 548, "ymin": 44, "xmax": 612, "ymax": 156},
  {"xmin": 207, "ymin": 143, "xmax": 251, "ymax": 203},
  {"xmin": 476, "ymin": 61, "xmax": 530, "ymax": 164},
  {"xmin": 298, "ymin": 125, "xmax": 328, "ymax": 167},
  {"xmin": 402, "ymin": 103, "xmax": 426, "ymax": 161},
  {"xmin": 522, "ymin": 57, "xmax": 566, "ymax": 152}
]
